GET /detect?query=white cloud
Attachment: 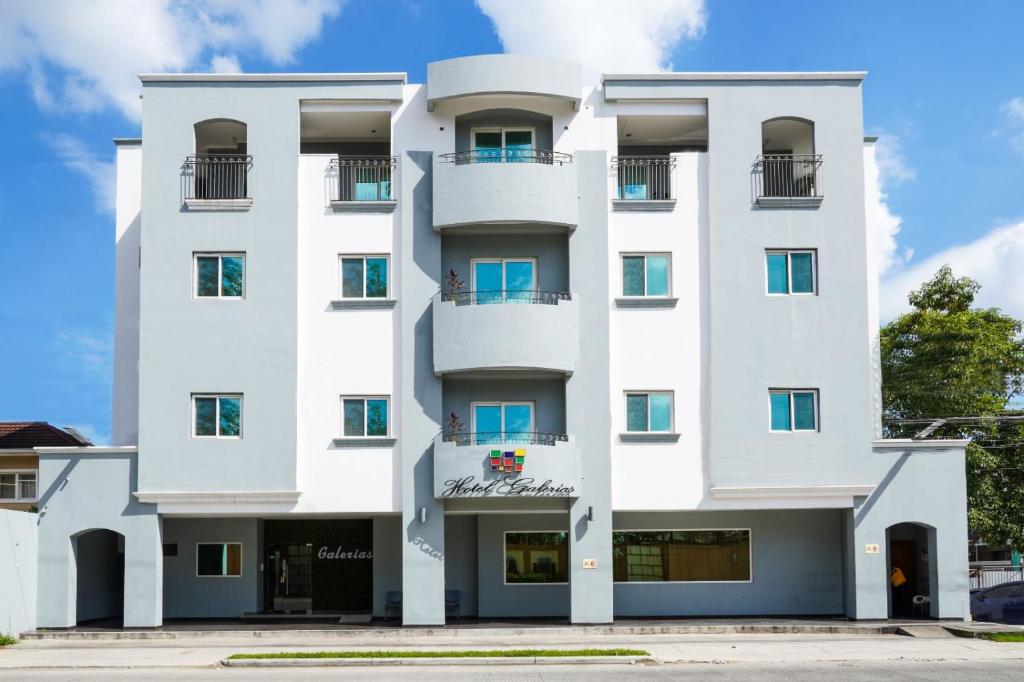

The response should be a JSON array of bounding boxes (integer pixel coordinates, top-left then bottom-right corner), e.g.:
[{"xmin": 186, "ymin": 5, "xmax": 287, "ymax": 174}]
[
  {"xmin": 476, "ymin": 0, "xmax": 705, "ymax": 83},
  {"xmin": 879, "ymin": 221, "xmax": 1024, "ymax": 322},
  {"xmin": 1000, "ymin": 97, "xmax": 1024, "ymax": 156},
  {"xmin": 0, "ymin": 0, "xmax": 342, "ymax": 120},
  {"xmin": 48, "ymin": 134, "xmax": 116, "ymax": 214},
  {"xmin": 210, "ymin": 54, "xmax": 242, "ymax": 74},
  {"xmin": 865, "ymin": 138, "xmax": 913, "ymax": 275},
  {"xmin": 873, "ymin": 133, "xmax": 916, "ymax": 186}
]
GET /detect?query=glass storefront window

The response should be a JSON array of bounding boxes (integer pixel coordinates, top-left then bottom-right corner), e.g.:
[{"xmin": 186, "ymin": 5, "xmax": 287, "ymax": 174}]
[
  {"xmin": 504, "ymin": 531, "xmax": 568, "ymax": 584},
  {"xmin": 613, "ymin": 530, "xmax": 751, "ymax": 582}
]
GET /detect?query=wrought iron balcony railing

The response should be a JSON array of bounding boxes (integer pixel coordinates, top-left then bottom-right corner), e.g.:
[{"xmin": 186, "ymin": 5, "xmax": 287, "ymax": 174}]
[
  {"xmin": 438, "ymin": 149, "xmax": 573, "ymax": 165},
  {"xmin": 330, "ymin": 155, "xmax": 396, "ymax": 202},
  {"xmin": 442, "ymin": 431, "xmax": 569, "ymax": 447},
  {"xmin": 440, "ymin": 289, "xmax": 572, "ymax": 306},
  {"xmin": 184, "ymin": 154, "xmax": 252, "ymax": 200},
  {"xmin": 754, "ymin": 154, "xmax": 823, "ymax": 199},
  {"xmin": 612, "ymin": 156, "xmax": 676, "ymax": 200}
]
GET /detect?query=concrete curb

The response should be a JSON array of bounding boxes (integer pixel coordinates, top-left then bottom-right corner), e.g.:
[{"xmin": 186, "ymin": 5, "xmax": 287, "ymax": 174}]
[
  {"xmin": 221, "ymin": 655, "xmax": 654, "ymax": 667},
  {"xmin": 21, "ymin": 623, "xmax": 898, "ymax": 641}
]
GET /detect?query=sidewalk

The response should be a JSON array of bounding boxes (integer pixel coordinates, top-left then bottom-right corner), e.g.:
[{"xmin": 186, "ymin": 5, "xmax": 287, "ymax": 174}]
[{"xmin": 3, "ymin": 630, "xmax": 1024, "ymax": 669}]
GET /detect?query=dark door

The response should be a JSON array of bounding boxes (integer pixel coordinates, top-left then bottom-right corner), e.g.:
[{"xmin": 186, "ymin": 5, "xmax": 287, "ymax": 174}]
[
  {"xmin": 890, "ymin": 540, "xmax": 918, "ymax": 618},
  {"xmin": 264, "ymin": 520, "xmax": 373, "ymax": 613}
]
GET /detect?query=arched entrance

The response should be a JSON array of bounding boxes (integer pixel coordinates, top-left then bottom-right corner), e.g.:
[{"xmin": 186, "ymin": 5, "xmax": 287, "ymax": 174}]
[
  {"xmin": 73, "ymin": 529, "xmax": 125, "ymax": 626},
  {"xmin": 887, "ymin": 522, "xmax": 937, "ymax": 619}
]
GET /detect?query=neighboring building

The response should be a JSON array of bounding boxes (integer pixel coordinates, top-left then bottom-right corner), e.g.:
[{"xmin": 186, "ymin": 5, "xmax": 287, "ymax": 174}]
[
  {"xmin": 34, "ymin": 55, "xmax": 970, "ymax": 628},
  {"xmin": 0, "ymin": 423, "xmax": 89, "ymax": 511}
]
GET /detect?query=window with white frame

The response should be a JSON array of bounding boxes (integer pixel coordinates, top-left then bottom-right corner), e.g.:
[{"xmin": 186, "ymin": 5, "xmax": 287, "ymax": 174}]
[
  {"xmin": 622, "ymin": 253, "xmax": 671, "ymax": 297},
  {"xmin": 194, "ymin": 253, "xmax": 245, "ymax": 298},
  {"xmin": 625, "ymin": 392, "xmax": 673, "ymax": 432},
  {"xmin": 472, "ymin": 127, "xmax": 535, "ymax": 162},
  {"xmin": 192, "ymin": 394, "xmax": 243, "ymax": 437},
  {"xmin": 471, "ymin": 257, "xmax": 536, "ymax": 303},
  {"xmin": 0, "ymin": 471, "xmax": 37, "ymax": 501},
  {"xmin": 769, "ymin": 389, "xmax": 818, "ymax": 431},
  {"xmin": 196, "ymin": 542, "xmax": 242, "ymax": 577},
  {"xmin": 340, "ymin": 255, "xmax": 389, "ymax": 299},
  {"xmin": 342, "ymin": 396, "xmax": 390, "ymax": 437},
  {"xmin": 766, "ymin": 250, "xmax": 816, "ymax": 295},
  {"xmin": 471, "ymin": 401, "xmax": 535, "ymax": 444}
]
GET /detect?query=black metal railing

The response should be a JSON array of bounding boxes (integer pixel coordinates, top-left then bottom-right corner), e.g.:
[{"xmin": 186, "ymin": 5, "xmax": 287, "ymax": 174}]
[
  {"xmin": 613, "ymin": 156, "xmax": 676, "ymax": 200},
  {"xmin": 185, "ymin": 154, "xmax": 252, "ymax": 200},
  {"xmin": 438, "ymin": 149, "xmax": 573, "ymax": 166},
  {"xmin": 331, "ymin": 155, "xmax": 396, "ymax": 201},
  {"xmin": 754, "ymin": 154, "xmax": 822, "ymax": 199},
  {"xmin": 442, "ymin": 432, "xmax": 569, "ymax": 447},
  {"xmin": 441, "ymin": 289, "xmax": 572, "ymax": 306}
]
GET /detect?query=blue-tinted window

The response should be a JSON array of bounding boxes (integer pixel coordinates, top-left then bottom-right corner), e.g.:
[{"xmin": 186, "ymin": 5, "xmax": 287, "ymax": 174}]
[
  {"xmin": 792, "ymin": 392, "xmax": 817, "ymax": 430},
  {"xmin": 646, "ymin": 256, "xmax": 669, "ymax": 296},
  {"xmin": 342, "ymin": 256, "xmax": 389, "ymax": 299},
  {"xmin": 194, "ymin": 397, "xmax": 217, "ymax": 436},
  {"xmin": 503, "ymin": 404, "xmax": 533, "ymax": 436},
  {"xmin": 218, "ymin": 397, "xmax": 241, "ymax": 436},
  {"xmin": 341, "ymin": 258, "xmax": 364, "ymax": 298},
  {"xmin": 790, "ymin": 253, "xmax": 815, "ymax": 293},
  {"xmin": 766, "ymin": 253, "xmax": 789, "ymax": 294},
  {"xmin": 365, "ymin": 258, "xmax": 388, "ymax": 298},
  {"xmin": 474, "ymin": 404, "xmax": 502, "ymax": 443},
  {"xmin": 343, "ymin": 399, "xmax": 365, "ymax": 436},
  {"xmin": 366, "ymin": 399, "xmax": 389, "ymax": 436},
  {"xmin": 649, "ymin": 393, "xmax": 672, "ymax": 432},
  {"xmin": 194, "ymin": 395, "xmax": 241, "ymax": 437},
  {"xmin": 196, "ymin": 254, "xmax": 244, "ymax": 298},
  {"xmin": 626, "ymin": 394, "xmax": 648, "ymax": 432},
  {"xmin": 196, "ymin": 257, "xmax": 220, "ymax": 297},
  {"xmin": 769, "ymin": 393, "xmax": 791, "ymax": 431},
  {"xmin": 622, "ymin": 256, "xmax": 645, "ymax": 296}
]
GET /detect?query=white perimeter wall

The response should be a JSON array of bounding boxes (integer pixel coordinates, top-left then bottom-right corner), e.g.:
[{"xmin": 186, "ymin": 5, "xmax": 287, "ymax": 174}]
[{"xmin": 0, "ymin": 510, "xmax": 37, "ymax": 635}]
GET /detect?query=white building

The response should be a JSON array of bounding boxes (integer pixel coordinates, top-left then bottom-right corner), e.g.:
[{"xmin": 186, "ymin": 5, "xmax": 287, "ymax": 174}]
[{"xmin": 33, "ymin": 55, "xmax": 968, "ymax": 628}]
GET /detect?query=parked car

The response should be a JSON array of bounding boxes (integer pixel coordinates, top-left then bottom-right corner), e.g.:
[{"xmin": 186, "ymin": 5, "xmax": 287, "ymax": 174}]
[{"xmin": 970, "ymin": 581, "xmax": 1024, "ymax": 624}]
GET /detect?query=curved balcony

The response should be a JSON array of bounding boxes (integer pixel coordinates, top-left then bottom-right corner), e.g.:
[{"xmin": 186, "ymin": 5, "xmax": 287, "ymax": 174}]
[
  {"xmin": 426, "ymin": 54, "xmax": 582, "ymax": 112},
  {"xmin": 433, "ymin": 432, "xmax": 582, "ymax": 500},
  {"xmin": 432, "ymin": 152, "xmax": 578, "ymax": 230},
  {"xmin": 432, "ymin": 291, "xmax": 579, "ymax": 376}
]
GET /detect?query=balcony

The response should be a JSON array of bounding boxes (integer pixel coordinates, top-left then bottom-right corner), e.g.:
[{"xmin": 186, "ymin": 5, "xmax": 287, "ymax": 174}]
[
  {"xmin": 432, "ymin": 290, "xmax": 579, "ymax": 376},
  {"xmin": 612, "ymin": 156, "xmax": 677, "ymax": 211},
  {"xmin": 329, "ymin": 155, "xmax": 396, "ymax": 212},
  {"xmin": 432, "ymin": 150, "xmax": 578, "ymax": 230},
  {"xmin": 433, "ymin": 432, "xmax": 582, "ymax": 499},
  {"xmin": 753, "ymin": 154, "xmax": 823, "ymax": 207},
  {"xmin": 182, "ymin": 154, "xmax": 253, "ymax": 210}
]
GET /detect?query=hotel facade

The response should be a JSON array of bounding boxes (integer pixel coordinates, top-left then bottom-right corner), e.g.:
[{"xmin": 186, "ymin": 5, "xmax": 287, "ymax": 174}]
[{"xmin": 34, "ymin": 54, "xmax": 969, "ymax": 627}]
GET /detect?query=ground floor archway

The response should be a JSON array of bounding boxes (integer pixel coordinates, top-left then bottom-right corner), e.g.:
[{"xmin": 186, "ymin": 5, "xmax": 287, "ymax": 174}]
[
  {"xmin": 887, "ymin": 522, "xmax": 937, "ymax": 619},
  {"xmin": 73, "ymin": 528, "xmax": 125, "ymax": 625}
]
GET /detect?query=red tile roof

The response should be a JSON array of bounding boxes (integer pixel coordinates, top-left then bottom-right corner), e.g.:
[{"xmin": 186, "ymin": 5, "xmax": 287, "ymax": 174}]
[{"xmin": 0, "ymin": 422, "xmax": 91, "ymax": 449}]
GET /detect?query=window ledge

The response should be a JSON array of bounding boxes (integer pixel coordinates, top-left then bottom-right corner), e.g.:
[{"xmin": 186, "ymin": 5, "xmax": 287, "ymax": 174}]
[
  {"xmin": 332, "ymin": 437, "xmax": 397, "ymax": 448},
  {"xmin": 330, "ymin": 299, "xmax": 397, "ymax": 310},
  {"xmin": 755, "ymin": 196, "xmax": 822, "ymax": 209},
  {"xmin": 612, "ymin": 199, "xmax": 676, "ymax": 212},
  {"xmin": 619, "ymin": 432, "xmax": 681, "ymax": 443},
  {"xmin": 184, "ymin": 198, "xmax": 253, "ymax": 211},
  {"xmin": 615, "ymin": 297, "xmax": 678, "ymax": 309},
  {"xmin": 330, "ymin": 200, "xmax": 397, "ymax": 213}
]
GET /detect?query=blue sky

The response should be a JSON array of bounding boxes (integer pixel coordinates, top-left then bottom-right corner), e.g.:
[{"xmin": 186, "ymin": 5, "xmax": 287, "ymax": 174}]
[{"xmin": 1, "ymin": 0, "xmax": 1023, "ymax": 444}]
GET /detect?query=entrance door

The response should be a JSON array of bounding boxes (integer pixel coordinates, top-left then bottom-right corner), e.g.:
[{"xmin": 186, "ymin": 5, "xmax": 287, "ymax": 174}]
[
  {"xmin": 890, "ymin": 539, "xmax": 918, "ymax": 618},
  {"xmin": 264, "ymin": 520, "xmax": 373, "ymax": 613}
]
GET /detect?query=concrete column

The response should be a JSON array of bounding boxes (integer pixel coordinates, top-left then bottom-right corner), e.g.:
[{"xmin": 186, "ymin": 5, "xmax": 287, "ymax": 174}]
[
  {"xmin": 123, "ymin": 515, "xmax": 163, "ymax": 627},
  {"xmin": 566, "ymin": 151, "xmax": 613, "ymax": 623},
  {"xmin": 398, "ymin": 151, "xmax": 446, "ymax": 625},
  {"xmin": 36, "ymin": 522, "xmax": 75, "ymax": 628}
]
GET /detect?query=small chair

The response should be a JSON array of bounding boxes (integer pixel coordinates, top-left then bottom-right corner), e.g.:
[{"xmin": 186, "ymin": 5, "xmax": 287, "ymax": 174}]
[
  {"xmin": 911, "ymin": 594, "xmax": 931, "ymax": 619},
  {"xmin": 384, "ymin": 590, "xmax": 402, "ymax": 621},
  {"xmin": 445, "ymin": 589, "xmax": 461, "ymax": 620}
]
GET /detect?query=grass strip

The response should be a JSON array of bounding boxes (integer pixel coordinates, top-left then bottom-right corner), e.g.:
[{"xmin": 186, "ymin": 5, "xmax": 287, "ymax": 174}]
[
  {"xmin": 229, "ymin": 648, "xmax": 649, "ymax": 660},
  {"xmin": 982, "ymin": 632, "xmax": 1024, "ymax": 642},
  {"xmin": 0, "ymin": 635, "xmax": 16, "ymax": 647}
]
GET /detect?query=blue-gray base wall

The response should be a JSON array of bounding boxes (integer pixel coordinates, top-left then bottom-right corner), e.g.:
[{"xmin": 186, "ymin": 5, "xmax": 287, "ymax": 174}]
[
  {"xmin": 477, "ymin": 513, "xmax": 569, "ymax": 618},
  {"xmin": 612, "ymin": 510, "xmax": 845, "ymax": 616},
  {"xmin": 161, "ymin": 518, "xmax": 260, "ymax": 618}
]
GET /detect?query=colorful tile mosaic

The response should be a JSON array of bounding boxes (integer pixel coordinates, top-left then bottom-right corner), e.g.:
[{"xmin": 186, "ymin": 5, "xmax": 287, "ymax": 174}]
[{"xmin": 490, "ymin": 448, "xmax": 525, "ymax": 474}]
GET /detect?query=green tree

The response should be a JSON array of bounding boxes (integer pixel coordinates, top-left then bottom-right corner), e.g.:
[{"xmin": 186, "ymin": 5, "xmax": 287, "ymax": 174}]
[{"xmin": 881, "ymin": 265, "xmax": 1024, "ymax": 551}]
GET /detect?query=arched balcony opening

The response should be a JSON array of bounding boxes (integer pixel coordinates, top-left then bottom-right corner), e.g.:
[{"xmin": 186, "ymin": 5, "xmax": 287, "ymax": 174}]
[
  {"xmin": 755, "ymin": 117, "xmax": 822, "ymax": 204},
  {"xmin": 72, "ymin": 528, "xmax": 125, "ymax": 626},
  {"xmin": 444, "ymin": 109, "xmax": 566, "ymax": 165},
  {"xmin": 186, "ymin": 119, "xmax": 251, "ymax": 202}
]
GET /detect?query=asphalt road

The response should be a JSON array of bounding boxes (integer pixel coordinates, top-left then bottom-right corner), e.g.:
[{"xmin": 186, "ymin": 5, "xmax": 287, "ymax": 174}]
[{"xmin": 0, "ymin": 662, "xmax": 1022, "ymax": 681}]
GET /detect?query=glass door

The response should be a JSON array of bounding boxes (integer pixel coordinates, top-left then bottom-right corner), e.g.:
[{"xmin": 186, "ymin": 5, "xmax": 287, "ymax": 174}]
[
  {"xmin": 503, "ymin": 129, "xmax": 533, "ymax": 162},
  {"xmin": 473, "ymin": 402, "xmax": 534, "ymax": 445},
  {"xmin": 268, "ymin": 543, "xmax": 313, "ymax": 613},
  {"xmin": 473, "ymin": 258, "xmax": 535, "ymax": 304},
  {"xmin": 473, "ymin": 130, "xmax": 502, "ymax": 163}
]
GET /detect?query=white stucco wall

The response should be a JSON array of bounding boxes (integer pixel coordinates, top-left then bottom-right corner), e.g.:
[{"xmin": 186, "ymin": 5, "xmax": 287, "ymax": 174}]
[
  {"xmin": 112, "ymin": 142, "xmax": 142, "ymax": 447},
  {"xmin": 0, "ymin": 509, "xmax": 37, "ymax": 635}
]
